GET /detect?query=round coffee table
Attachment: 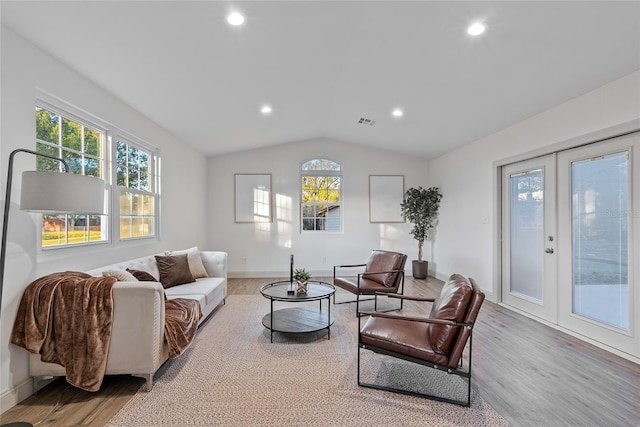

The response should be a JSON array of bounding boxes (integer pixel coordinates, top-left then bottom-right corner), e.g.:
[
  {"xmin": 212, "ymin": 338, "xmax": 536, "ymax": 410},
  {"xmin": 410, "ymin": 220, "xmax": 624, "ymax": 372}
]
[{"xmin": 260, "ymin": 280, "xmax": 336, "ymax": 342}]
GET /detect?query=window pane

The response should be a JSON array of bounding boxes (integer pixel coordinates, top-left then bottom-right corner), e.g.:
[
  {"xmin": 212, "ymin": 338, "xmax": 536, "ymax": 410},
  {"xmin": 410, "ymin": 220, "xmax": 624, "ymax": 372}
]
[
  {"xmin": 117, "ymin": 165, "xmax": 127, "ymax": 186},
  {"xmin": 62, "ymin": 150, "xmax": 82, "ymax": 174},
  {"xmin": 42, "ymin": 215, "xmax": 67, "ymax": 246},
  {"xmin": 143, "ymin": 217, "xmax": 155, "ymax": 236},
  {"xmin": 120, "ymin": 217, "xmax": 132, "ymax": 239},
  {"xmin": 509, "ymin": 170, "xmax": 544, "ymax": 301},
  {"xmin": 68, "ymin": 215, "xmax": 89, "ymax": 244},
  {"xmin": 88, "ymin": 215, "xmax": 104, "ymax": 242},
  {"xmin": 120, "ymin": 192, "xmax": 131, "ymax": 215},
  {"xmin": 572, "ymin": 153, "xmax": 629, "ymax": 331},
  {"xmin": 36, "ymin": 108, "xmax": 58, "ymax": 144},
  {"xmin": 143, "ymin": 195, "xmax": 154, "ymax": 215},
  {"xmin": 84, "ymin": 128, "xmax": 101, "ymax": 156},
  {"xmin": 61, "ymin": 117, "xmax": 81, "ymax": 151},
  {"xmin": 36, "ymin": 142, "xmax": 60, "ymax": 171},
  {"xmin": 301, "ymin": 159, "xmax": 340, "ymax": 171},
  {"xmin": 84, "ymin": 157, "xmax": 100, "ymax": 178},
  {"xmin": 116, "ymin": 141, "xmax": 128, "ymax": 166}
]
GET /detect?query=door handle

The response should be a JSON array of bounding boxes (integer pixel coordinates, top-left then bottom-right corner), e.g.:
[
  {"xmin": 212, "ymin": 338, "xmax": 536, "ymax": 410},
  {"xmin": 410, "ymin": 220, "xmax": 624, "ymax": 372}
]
[{"xmin": 545, "ymin": 248, "xmax": 554, "ymax": 254}]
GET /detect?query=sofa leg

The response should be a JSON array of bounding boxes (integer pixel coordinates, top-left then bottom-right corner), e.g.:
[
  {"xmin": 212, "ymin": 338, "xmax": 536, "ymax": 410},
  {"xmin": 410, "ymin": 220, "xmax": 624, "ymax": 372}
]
[
  {"xmin": 132, "ymin": 373, "xmax": 153, "ymax": 391},
  {"xmin": 33, "ymin": 375, "xmax": 54, "ymax": 392}
]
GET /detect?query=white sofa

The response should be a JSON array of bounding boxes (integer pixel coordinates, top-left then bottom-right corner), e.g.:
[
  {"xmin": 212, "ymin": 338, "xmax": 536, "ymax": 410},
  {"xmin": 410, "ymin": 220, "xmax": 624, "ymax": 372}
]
[{"xmin": 29, "ymin": 249, "xmax": 228, "ymax": 391}]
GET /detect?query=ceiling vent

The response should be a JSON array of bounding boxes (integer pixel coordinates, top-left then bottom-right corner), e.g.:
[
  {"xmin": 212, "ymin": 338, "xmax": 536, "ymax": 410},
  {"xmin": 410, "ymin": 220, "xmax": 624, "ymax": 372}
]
[{"xmin": 357, "ymin": 117, "xmax": 376, "ymax": 126}]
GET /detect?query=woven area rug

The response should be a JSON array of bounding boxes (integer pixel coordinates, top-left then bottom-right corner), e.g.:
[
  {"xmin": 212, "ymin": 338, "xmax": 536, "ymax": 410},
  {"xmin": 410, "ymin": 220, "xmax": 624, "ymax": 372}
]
[{"xmin": 106, "ymin": 295, "xmax": 509, "ymax": 426}]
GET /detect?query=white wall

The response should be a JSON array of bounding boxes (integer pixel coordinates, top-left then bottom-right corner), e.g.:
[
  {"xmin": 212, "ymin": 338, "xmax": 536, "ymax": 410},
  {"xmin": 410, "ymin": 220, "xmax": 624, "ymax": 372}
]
[
  {"xmin": 429, "ymin": 70, "xmax": 640, "ymax": 301},
  {"xmin": 0, "ymin": 26, "xmax": 209, "ymax": 410},
  {"xmin": 207, "ymin": 138, "xmax": 430, "ymax": 278}
]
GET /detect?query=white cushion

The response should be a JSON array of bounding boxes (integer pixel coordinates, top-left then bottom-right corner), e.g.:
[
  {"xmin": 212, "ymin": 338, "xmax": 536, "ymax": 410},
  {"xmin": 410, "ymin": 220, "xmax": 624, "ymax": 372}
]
[{"xmin": 163, "ymin": 277, "xmax": 225, "ymax": 306}]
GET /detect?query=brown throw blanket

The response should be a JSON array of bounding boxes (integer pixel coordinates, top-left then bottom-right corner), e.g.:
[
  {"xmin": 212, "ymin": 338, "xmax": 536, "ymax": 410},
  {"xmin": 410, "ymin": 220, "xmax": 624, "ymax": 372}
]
[
  {"xmin": 12, "ymin": 272, "xmax": 203, "ymax": 392},
  {"xmin": 11, "ymin": 271, "xmax": 116, "ymax": 392},
  {"xmin": 164, "ymin": 298, "xmax": 202, "ymax": 359}
]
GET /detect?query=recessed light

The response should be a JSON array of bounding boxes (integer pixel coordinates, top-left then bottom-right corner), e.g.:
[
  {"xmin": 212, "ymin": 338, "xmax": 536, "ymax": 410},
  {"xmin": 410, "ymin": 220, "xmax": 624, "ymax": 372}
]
[
  {"xmin": 392, "ymin": 109, "xmax": 403, "ymax": 117},
  {"xmin": 467, "ymin": 22, "xmax": 485, "ymax": 36},
  {"xmin": 227, "ymin": 12, "xmax": 245, "ymax": 26},
  {"xmin": 261, "ymin": 105, "xmax": 272, "ymax": 114}
]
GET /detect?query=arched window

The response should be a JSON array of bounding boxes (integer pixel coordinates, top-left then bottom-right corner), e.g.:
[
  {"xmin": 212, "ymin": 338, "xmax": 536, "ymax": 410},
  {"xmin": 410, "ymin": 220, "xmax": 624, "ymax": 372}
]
[{"xmin": 301, "ymin": 159, "xmax": 342, "ymax": 232}]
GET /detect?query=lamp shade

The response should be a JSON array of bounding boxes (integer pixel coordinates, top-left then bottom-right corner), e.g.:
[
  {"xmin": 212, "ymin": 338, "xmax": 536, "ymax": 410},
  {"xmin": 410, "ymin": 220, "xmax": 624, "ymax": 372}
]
[{"xmin": 20, "ymin": 171, "xmax": 105, "ymax": 214}]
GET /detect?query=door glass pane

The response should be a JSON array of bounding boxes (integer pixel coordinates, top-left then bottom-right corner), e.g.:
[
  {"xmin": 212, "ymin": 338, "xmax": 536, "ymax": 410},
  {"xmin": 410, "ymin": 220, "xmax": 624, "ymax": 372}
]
[
  {"xmin": 510, "ymin": 169, "xmax": 544, "ymax": 302},
  {"xmin": 571, "ymin": 153, "xmax": 629, "ymax": 331}
]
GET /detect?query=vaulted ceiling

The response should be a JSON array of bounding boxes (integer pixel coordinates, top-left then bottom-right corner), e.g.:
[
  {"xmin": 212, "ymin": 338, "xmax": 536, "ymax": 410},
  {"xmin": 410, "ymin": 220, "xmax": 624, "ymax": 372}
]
[{"xmin": 2, "ymin": 1, "xmax": 639, "ymax": 159}]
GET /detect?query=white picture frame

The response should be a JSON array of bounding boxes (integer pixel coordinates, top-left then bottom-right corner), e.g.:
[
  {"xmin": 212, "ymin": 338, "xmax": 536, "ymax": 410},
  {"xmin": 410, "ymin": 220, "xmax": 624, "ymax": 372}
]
[
  {"xmin": 369, "ymin": 175, "xmax": 405, "ymax": 223},
  {"xmin": 234, "ymin": 173, "xmax": 272, "ymax": 223}
]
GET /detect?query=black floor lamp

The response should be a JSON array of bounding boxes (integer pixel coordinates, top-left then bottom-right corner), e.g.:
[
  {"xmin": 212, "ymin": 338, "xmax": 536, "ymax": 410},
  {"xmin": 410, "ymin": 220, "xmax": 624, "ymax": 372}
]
[{"xmin": 0, "ymin": 148, "xmax": 104, "ymax": 427}]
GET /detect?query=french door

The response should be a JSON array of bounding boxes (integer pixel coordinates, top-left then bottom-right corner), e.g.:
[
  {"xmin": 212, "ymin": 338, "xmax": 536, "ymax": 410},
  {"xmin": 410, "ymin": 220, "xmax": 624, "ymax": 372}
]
[
  {"xmin": 502, "ymin": 132, "xmax": 640, "ymax": 359},
  {"xmin": 557, "ymin": 133, "xmax": 639, "ymax": 356},
  {"xmin": 501, "ymin": 155, "xmax": 557, "ymax": 323}
]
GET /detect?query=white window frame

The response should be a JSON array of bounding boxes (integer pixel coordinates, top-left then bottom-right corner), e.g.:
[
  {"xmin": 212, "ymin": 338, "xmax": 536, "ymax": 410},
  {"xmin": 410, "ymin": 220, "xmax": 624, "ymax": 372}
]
[
  {"xmin": 35, "ymin": 94, "xmax": 110, "ymax": 249},
  {"xmin": 113, "ymin": 131, "xmax": 161, "ymax": 242},
  {"xmin": 34, "ymin": 90, "xmax": 161, "ymax": 253},
  {"xmin": 300, "ymin": 158, "xmax": 343, "ymax": 233}
]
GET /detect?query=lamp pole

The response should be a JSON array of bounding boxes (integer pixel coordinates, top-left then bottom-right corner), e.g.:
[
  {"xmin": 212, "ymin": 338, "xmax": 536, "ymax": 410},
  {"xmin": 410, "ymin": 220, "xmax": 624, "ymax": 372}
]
[{"xmin": 0, "ymin": 149, "xmax": 70, "ymax": 318}]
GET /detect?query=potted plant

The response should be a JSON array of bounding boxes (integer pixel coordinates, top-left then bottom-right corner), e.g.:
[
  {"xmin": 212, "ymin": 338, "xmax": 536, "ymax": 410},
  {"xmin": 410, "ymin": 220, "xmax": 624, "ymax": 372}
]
[
  {"xmin": 293, "ymin": 268, "xmax": 311, "ymax": 294},
  {"xmin": 400, "ymin": 186, "xmax": 443, "ymax": 279}
]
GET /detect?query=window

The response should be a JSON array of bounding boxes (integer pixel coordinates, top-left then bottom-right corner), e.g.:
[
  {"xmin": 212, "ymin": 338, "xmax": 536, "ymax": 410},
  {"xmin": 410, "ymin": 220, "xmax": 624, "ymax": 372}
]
[
  {"xmin": 35, "ymin": 95, "xmax": 161, "ymax": 249},
  {"xmin": 301, "ymin": 159, "xmax": 341, "ymax": 231},
  {"xmin": 116, "ymin": 138, "xmax": 158, "ymax": 239},
  {"xmin": 35, "ymin": 106, "xmax": 107, "ymax": 247}
]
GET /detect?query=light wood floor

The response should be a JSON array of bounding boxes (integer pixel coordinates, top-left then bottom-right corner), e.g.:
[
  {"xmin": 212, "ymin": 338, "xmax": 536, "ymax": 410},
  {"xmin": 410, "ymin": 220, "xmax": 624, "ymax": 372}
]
[{"xmin": 2, "ymin": 276, "xmax": 639, "ymax": 426}]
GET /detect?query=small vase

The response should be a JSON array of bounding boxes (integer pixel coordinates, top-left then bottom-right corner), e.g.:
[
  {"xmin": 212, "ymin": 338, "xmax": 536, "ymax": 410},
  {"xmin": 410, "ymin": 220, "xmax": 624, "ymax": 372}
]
[{"xmin": 296, "ymin": 280, "xmax": 308, "ymax": 294}]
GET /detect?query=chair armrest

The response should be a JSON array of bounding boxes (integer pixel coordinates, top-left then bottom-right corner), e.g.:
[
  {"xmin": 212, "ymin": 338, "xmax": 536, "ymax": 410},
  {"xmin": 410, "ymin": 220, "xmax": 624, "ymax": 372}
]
[
  {"xmin": 360, "ymin": 269, "xmax": 403, "ymax": 276},
  {"xmin": 334, "ymin": 263, "xmax": 367, "ymax": 268},
  {"xmin": 376, "ymin": 292, "xmax": 435, "ymax": 302},
  {"xmin": 333, "ymin": 263, "xmax": 367, "ymax": 279},
  {"xmin": 369, "ymin": 312, "xmax": 472, "ymax": 328}
]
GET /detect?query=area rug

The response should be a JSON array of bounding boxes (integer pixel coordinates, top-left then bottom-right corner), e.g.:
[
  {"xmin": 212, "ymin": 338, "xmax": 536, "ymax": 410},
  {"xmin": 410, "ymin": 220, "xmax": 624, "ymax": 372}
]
[{"xmin": 106, "ymin": 295, "xmax": 509, "ymax": 426}]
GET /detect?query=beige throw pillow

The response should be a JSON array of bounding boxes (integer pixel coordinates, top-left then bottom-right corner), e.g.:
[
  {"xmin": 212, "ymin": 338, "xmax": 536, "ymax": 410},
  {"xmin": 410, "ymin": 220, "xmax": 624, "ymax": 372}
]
[
  {"xmin": 102, "ymin": 269, "xmax": 138, "ymax": 282},
  {"xmin": 165, "ymin": 247, "xmax": 208, "ymax": 279}
]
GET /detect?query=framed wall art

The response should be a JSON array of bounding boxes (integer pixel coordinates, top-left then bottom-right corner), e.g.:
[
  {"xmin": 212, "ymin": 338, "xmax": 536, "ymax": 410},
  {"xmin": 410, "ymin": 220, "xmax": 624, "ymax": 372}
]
[
  {"xmin": 369, "ymin": 175, "xmax": 405, "ymax": 223},
  {"xmin": 234, "ymin": 173, "xmax": 272, "ymax": 223}
]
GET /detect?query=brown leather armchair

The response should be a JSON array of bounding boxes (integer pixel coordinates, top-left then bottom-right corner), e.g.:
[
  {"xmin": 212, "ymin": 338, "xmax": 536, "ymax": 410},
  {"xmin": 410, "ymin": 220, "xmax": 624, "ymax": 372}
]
[
  {"xmin": 357, "ymin": 273, "xmax": 485, "ymax": 407},
  {"xmin": 333, "ymin": 250, "xmax": 407, "ymax": 316}
]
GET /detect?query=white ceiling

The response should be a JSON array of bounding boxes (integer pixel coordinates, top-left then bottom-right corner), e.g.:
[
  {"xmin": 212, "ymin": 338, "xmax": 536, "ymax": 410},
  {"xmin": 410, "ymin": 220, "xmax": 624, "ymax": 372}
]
[{"xmin": 2, "ymin": 1, "xmax": 639, "ymax": 159}]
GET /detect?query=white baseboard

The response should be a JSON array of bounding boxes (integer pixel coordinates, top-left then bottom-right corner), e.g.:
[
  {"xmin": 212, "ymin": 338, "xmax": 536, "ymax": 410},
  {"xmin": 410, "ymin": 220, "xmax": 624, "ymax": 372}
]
[
  {"xmin": 228, "ymin": 270, "xmax": 335, "ymax": 279},
  {"xmin": 0, "ymin": 377, "xmax": 33, "ymax": 414}
]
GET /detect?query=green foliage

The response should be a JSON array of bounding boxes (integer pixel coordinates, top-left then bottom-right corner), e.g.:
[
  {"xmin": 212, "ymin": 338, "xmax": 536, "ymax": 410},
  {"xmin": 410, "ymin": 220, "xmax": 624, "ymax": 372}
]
[
  {"xmin": 293, "ymin": 268, "xmax": 311, "ymax": 281},
  {"xmin": 400, "ymin": 186, "xmax": 443, "ymax": 261}
]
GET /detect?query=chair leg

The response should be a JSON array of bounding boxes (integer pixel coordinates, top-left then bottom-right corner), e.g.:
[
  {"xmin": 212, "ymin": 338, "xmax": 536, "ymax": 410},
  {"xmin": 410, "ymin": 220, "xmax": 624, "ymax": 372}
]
[{"xmin": 357, "ymin": 345, "xmax": 472, "ymax": 407}]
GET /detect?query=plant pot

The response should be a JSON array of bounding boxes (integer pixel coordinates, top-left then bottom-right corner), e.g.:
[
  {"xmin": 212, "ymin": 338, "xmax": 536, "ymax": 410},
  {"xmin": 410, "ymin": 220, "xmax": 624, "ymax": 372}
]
[
  {"xmin": 412, "ymin": 260, "xmax": 428, "ymax": 279},
  {"xmin": 296, "ymin": 280, "xmax": 308, "ymax": 294}
]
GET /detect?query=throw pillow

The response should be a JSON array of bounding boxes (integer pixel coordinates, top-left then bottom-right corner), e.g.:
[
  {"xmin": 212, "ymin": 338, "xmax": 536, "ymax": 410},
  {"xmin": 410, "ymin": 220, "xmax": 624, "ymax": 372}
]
[
  {"xmin": 125, "ymin": 268, "xmax": 167, "ymax": 300},
  {"xmin": 155, "ymin": 254, "xmax": 195, "ymax": 289},
  {"xmin": 126, "ymin": 268, "xmax": 158, "ymax": 282},
  {"xmin": 102, "ymin": 269, "xmax": 138, "ymax": 282},
  {"xmin": 165, "ymin": 246, "xmax": 208, "ymax": 279}
]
